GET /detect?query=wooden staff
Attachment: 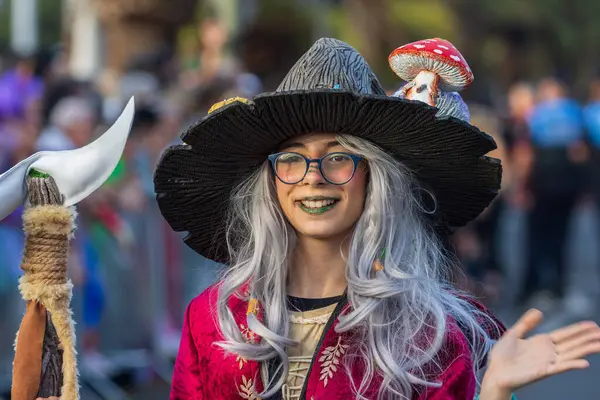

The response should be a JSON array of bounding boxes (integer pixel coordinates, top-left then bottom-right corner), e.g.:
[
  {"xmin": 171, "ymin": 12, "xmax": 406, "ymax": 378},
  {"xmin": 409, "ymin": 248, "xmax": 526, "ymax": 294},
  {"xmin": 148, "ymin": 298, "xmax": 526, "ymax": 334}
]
[
  {"xmin": 12, "ymin": 170, "xmax": 78, "ymax": 399},
  {"xmin": 0, "ymin": 98, "xmax": 135, "ymax": 400}
]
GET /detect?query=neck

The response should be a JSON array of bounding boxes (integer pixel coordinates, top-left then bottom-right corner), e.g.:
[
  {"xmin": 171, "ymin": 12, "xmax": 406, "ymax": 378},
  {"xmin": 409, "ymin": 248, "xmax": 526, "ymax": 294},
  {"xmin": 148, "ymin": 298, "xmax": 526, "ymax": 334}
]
[{"xmin": 287, "ymin": 235, "xmax": 348, "ymax": 299}]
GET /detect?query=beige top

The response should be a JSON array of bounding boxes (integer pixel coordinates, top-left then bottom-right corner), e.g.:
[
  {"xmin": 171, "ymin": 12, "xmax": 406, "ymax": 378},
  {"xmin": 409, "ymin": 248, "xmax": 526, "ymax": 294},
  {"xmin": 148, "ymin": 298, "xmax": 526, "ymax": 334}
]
[{"xmin": 282, "ymin": 303, "xmax": 337, "ymax": 400}]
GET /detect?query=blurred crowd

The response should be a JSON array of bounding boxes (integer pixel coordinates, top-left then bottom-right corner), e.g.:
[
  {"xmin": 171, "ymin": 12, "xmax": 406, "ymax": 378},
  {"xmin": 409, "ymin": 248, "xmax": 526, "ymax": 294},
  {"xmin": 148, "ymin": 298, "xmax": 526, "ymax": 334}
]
[
  {"xmin": 0, "ymin": 18, "xmax": 263, "ymax": 392},
  {"xmin": 453, "ymin": 78, "xmax": 600, "ymax": 315},
  {"xmin": 1, "ymin": 14, "xmax": 600, "ymax": 397}
]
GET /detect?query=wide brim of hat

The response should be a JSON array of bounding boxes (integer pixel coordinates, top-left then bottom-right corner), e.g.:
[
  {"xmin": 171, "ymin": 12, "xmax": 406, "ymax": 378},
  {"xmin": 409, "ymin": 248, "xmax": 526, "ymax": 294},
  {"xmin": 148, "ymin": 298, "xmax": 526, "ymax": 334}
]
[{"xmin": 154, "ymin": 89, "xmax": 501, "ymax": 263}]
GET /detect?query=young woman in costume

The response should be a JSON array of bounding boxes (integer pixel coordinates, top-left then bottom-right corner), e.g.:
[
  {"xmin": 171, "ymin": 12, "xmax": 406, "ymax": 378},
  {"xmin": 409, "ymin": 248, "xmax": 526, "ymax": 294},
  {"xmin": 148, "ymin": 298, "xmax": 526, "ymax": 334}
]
[{"xmin": 151, "ymin": 38, "xmax": 600, "ymax": 400}]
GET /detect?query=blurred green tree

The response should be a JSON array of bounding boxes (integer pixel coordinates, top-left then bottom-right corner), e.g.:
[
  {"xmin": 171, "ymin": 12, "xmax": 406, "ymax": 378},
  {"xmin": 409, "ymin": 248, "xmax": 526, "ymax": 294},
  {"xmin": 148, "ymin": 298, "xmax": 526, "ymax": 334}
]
[
  {"xmin": 322, "ymin": 0, "xmax": 600, "ymax": 100},
  {"xmin": 328, "ymin": 0, "xmax": 459, "ymax": 90},
  {"xmin": 449, "ymin": 0, "xmax": 600, "ymax": 99},
  {"xmin": 0, "ymin": 0, "xmax": 61, "ymax": 56}
]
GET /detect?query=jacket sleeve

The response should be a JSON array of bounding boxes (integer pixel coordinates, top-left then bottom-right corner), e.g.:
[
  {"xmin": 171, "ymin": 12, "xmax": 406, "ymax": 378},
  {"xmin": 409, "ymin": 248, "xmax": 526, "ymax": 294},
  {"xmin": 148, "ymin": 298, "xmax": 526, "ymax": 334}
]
[{"xmin": 170, "ymin": 300, "xmax": 204, "ymax": 400}]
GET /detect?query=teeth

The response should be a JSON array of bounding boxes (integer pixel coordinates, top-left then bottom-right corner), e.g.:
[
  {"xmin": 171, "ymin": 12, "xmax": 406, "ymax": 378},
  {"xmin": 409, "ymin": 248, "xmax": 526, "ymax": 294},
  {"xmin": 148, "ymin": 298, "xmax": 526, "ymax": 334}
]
[{"xmin": 300, "ymin": 199, "xmax": 337, "ymax": 208}]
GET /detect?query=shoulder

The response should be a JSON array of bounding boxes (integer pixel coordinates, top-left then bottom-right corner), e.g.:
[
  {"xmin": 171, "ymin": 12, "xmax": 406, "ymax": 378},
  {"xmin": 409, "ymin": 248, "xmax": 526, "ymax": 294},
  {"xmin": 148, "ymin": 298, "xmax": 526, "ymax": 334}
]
[
  {"xmin": 424, "ymin": 293, "xmax": 504, "ymax": 374},
  {"xmin": 436, "ymin": 317, "xmax": 474, "ymax": 368},
  {"xmin": 188, "ymin": 283, "xmax": 219, "ymax": 314},
  {"xmin": 454, "ymin": 293, "xmax": 506, "ymax": 340},
  {"xmin": 184, "ymin": 284, "xmax": 220, "ymax": 346},
  {"xmin": 185, "ymin": 282, "xmax": 250, "ymax": 343}
]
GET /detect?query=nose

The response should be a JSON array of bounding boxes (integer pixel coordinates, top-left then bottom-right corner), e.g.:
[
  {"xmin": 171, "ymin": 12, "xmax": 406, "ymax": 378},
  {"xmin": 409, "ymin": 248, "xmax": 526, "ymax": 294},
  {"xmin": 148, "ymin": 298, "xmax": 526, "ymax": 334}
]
[{"xmin": 301, "ymin": 161, "xmax": 326, "ymax": 186}]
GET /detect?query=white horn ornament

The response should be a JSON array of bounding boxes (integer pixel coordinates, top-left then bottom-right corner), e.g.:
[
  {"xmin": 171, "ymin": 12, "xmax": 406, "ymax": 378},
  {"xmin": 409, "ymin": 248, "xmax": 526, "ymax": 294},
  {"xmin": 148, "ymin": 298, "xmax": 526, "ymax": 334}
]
[{"xmin": 0, "ymin": 97, "xmax": 135, "ymax": 220}]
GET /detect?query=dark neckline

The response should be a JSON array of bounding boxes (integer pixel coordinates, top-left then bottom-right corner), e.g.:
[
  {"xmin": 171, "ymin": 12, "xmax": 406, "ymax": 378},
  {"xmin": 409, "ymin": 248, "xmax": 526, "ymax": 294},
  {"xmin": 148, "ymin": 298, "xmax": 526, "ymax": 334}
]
[{"xmin": 286, "ymin": 294, "xmax": 343, "ymax": 312}]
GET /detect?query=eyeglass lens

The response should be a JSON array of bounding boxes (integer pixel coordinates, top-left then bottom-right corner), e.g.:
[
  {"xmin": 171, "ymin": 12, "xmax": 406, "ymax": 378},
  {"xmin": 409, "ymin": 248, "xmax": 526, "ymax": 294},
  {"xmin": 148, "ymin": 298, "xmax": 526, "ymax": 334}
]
[{"xmin": 274, "ymin": 153, "xmax": 356, "ymax": 184}]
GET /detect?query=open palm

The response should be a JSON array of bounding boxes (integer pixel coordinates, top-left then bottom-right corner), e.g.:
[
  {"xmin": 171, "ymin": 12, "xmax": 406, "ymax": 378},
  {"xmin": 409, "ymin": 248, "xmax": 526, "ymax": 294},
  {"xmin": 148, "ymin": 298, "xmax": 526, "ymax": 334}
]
[{"xmin": 485, "ymin": 309, "xmax": 600, "ymax": 392}]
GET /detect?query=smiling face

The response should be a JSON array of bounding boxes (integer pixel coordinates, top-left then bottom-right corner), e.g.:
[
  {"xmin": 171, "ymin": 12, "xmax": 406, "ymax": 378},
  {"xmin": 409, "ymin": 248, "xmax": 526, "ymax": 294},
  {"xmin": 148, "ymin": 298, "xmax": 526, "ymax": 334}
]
[{"xmin": 274, "ymin": 133, "xmax": 368, "ymax": 240}]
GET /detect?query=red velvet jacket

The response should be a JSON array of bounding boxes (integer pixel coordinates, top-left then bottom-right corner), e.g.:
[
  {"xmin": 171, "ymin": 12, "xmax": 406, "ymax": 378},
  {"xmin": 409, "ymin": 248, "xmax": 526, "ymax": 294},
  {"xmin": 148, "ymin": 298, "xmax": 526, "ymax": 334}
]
[{"xmin": 170, "ymin": 284, "xmax": 504, "ymax": 400}]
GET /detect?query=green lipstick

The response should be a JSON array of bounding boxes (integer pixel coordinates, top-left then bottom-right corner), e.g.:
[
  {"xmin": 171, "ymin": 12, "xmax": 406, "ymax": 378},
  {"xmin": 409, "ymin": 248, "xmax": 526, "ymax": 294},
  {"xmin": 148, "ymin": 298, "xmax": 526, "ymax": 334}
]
[{"xmin": 298, "ymin": 202, "xmax": 338, "ymax": 215}]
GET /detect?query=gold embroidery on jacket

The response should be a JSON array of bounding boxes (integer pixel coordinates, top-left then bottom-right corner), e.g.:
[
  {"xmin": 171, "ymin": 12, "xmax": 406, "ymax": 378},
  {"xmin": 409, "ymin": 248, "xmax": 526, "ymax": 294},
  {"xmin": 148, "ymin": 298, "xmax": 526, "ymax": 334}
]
[
  {"xmin": 235, "ymin": 323, "xmax": 259, "ymax": 369},
  {"xmin": 318, "ymin": 336, "xmax": 349, "ymax": 387},
  {"xmin": 238, "ymin": 375, "xmax": 262, "ymax": 399},
  {"xmin": 240, "ymin": 323, "xmax": 258, "ymax": 343},
  {"xmin": 236, "ymin": 354, "xmax": 248, "ymax": 370}
]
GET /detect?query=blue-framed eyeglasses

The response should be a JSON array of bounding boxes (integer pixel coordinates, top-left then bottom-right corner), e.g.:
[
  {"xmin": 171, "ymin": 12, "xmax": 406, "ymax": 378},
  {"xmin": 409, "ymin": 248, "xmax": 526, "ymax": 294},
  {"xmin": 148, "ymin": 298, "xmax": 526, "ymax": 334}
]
[{"xmin": 267, "ymin": 151, "xmax": 365, "ymax": 185}]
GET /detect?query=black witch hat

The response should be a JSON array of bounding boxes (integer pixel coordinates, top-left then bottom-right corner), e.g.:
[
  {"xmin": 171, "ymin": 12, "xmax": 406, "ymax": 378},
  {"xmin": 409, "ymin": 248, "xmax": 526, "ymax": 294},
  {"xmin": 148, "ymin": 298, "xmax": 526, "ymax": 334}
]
[{"xmin": 154, "ymin": 38, "xmax": 501, "ymax": 263}]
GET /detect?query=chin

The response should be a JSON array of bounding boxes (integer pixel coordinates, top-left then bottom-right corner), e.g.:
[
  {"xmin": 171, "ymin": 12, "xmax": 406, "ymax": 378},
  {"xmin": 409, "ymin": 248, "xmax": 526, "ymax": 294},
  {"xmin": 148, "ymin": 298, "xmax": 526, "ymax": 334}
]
[{"xmin": 295, "ymin": 220, "xmax": 354, "ymax": 240}]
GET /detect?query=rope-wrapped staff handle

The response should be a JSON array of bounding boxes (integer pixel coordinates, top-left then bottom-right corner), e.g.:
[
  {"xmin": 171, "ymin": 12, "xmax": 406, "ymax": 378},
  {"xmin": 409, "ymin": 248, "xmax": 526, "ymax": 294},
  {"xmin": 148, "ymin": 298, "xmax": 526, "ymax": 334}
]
[
  {"xmin": 0, "ymin": 98, "xmax": 136, "ymax": 400},
  {"xmin": 12, "ymin": 169, "xmax": 77, "ymax": 399}
]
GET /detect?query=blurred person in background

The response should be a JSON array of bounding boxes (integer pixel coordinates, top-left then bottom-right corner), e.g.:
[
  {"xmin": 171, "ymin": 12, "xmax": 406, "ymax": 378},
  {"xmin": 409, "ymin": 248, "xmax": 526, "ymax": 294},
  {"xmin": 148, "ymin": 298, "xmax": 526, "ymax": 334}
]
[
  {"xmin": 182, "ymin": 75, "xmax": 241, "ymax": 122},
  {"xmin": 181, "ymin": 72, "xmax": 263, "ymax": 124},
  {"xmin": 127, "ymin": 48, "xmax": 179, "ymax": 91},
  {"xmin": 36, "ymin": 96, "xmax": 96, "ymax": 151},
  {"xmin": 0, "ymin": 53, "xmax": 45, "ymax": 294},
  {"xmin": 453, "ymin": 105, "xmax": 512, "ymax": 306},
  {"xmin": 0, "ymin": 53, "xmax": 44, "ymax": 169},
  {"xmin": 502, "ymin": 83, "xmax": 535, "ymax": 211},
  {"xmin": 521, "ymin": 78, "xmax": 588, "ymax": 310},
  {"xmin": 0, "ymin": 53, "xmax": 44, "ymax": 118},
  {"xmin": 180, "ymin": 17, "xmax": 237, "ymax": 90},
  {"xmin": 582, "ymin": 80, "xmax": 600, "ymax": 167},
  {"xmin": 0, "ymin": 98, "xmax": 40, "ymax": 293},
  {"xmin": 583, "ymin": 80, "xmax": 600, "ymax": 298},
  {"xmin": 503, "ymin": 83, "xmax": 536, "ymax": 151}
]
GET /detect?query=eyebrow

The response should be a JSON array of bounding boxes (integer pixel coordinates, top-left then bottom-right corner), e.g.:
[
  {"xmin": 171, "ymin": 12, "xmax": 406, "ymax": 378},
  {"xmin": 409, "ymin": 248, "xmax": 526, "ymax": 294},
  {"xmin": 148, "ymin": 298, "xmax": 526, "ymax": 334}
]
[{"xmin": 281, "ymin": 140, "xmax": 341, "ymax": 150}]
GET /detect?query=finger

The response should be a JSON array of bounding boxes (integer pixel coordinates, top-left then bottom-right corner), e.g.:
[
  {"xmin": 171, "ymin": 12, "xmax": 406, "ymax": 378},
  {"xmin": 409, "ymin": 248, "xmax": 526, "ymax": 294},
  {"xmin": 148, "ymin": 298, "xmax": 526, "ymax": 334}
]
[
  {"xmin": 547, "ymin": 359, "xmax": 590, "ymax": 376},
  {"xmin": 508, "ymin": 308, "xmax": 543, "ymax": 338},
  {"xmin": 550, "ymin": 321, "xmax": 600, "ymax": 344},
  {"xmin": 558, "ymin": 341, "xmax": 600, "ymax": 362},
  {"xmin": 556, "ymin": 328, "xmax": 600, "ymax": 354}
]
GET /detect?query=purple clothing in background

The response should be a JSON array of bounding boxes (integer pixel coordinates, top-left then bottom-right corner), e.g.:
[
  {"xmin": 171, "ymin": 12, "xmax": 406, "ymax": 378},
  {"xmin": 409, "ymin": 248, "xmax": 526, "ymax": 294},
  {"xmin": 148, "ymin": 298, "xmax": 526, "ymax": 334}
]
[
  {"xmin": 0, "ymin": 69, "xmax": 43, "ymax": 229},
  {"xmin": 0, "ymin": 69, "xmax": 44, "ymax": 121},
  {"xmin": 0, "ymin": 123, "xmax": 22, "ymax": 171},
  {"xmin": 0, "ymin": 157, "xmax": 23, "ymax": 229}
]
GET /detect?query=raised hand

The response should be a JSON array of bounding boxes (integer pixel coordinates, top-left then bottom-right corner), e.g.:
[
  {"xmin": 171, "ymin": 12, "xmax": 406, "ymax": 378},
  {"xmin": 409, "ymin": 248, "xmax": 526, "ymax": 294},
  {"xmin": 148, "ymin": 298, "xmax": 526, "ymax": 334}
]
[{"xmin": 482, "ymin": 309, "xmax": 600, "ymax": 395}]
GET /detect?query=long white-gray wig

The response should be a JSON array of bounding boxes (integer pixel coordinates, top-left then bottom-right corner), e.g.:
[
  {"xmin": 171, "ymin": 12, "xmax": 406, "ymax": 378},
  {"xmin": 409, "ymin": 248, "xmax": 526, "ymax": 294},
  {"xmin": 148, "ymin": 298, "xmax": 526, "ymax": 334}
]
[{"xmin": 215, "ymin": 134, "xmax": 500, "ymax": 399}]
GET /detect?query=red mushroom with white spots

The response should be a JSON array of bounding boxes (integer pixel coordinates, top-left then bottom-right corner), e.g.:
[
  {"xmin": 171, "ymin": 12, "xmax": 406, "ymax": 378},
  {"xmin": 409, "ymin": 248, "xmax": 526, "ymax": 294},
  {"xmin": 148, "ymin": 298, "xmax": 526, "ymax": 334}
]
[{"xmin": 388, "ymin": 38, "xmax": 473, "ymax": 106}]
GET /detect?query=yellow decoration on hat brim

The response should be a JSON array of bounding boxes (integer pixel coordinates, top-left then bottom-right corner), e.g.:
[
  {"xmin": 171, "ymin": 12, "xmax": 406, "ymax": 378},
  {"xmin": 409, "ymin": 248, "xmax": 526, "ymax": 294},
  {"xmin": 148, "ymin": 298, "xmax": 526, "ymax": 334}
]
[{"xmin": 208, "ymin": 97, "xmax": 251, "ymax": 114}]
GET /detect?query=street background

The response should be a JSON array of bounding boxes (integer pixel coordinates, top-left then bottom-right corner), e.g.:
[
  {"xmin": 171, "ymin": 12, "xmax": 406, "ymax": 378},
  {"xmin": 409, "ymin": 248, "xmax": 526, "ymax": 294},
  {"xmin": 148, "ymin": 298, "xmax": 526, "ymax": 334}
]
[{"xmin": 1, "ymin": 0, "xmax": 600, "ymax": 398}]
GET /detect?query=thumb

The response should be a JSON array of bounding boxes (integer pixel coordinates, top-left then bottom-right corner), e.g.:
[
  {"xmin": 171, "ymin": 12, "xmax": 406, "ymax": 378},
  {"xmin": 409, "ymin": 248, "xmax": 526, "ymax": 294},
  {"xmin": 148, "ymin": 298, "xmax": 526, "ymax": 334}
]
[{"xmin": 508, "ymin": 308, "xmax": 543, "ymax": 339}]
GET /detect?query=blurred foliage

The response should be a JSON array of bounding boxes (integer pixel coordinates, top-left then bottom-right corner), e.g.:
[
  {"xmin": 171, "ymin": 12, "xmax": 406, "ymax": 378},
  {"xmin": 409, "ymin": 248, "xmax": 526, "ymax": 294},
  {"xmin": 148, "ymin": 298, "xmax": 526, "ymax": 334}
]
[
  {"xmin": 173, "ymin": 0, "xmax": 600, "ymax": 100},
  {"xmin": 450, "ymin": 0, "xmax": 600, "ymax": 99},
  {"xmin": 0, "ymin": 0, "xmax": 599, "ymax": 101},
  {"xmin": 324, "ymin": 0, "xmax": 600, "ymax": 101},
  {"xmin": 328, "ymin": 0, "xmax": 460, "ymax": 89},
  {"xmin": 0, "ymin": 0, "xmax": 62, "ymax": 55},
  {"xmin": 387, "ymin": 1, "xmax": 458, "ymax": 40}
]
